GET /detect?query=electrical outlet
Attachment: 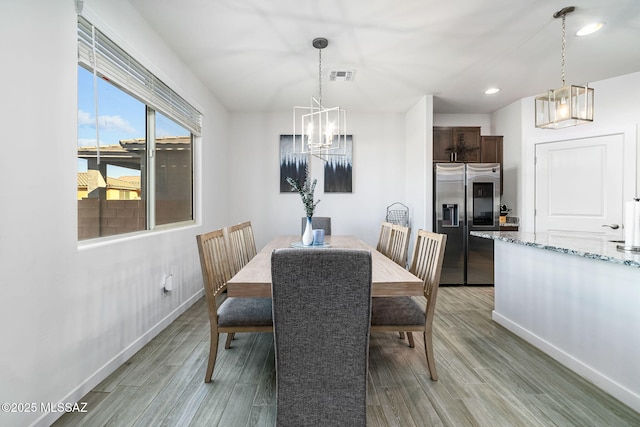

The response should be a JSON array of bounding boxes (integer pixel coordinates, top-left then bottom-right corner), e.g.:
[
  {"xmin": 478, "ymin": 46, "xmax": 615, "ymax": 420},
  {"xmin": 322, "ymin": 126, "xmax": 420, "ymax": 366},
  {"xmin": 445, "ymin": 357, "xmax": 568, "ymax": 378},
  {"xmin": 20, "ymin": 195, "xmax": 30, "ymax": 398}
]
[{"xmin": 163, "ymin": 274, "xmax": 173, "ymax": 293}]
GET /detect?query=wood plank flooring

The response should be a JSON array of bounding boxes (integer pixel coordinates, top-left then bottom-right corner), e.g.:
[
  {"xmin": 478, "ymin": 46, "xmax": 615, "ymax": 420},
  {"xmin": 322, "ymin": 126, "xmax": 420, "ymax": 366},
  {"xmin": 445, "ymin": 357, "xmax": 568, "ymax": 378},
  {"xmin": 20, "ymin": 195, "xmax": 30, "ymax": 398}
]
[{"xmin": 54, "ymin": 287, "xmax": 640, "ymax": 426}]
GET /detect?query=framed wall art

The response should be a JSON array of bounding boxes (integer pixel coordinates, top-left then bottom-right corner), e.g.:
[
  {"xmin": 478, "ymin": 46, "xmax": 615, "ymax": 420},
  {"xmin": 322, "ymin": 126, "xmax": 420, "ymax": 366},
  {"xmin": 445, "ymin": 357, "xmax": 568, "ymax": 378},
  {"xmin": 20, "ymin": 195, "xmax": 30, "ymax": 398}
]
[
  {"xmin": 324, "ymin": 135, "xmax": 353, "ymax": 193},
  {"xmin": 279, "ymin": 135, "xmax": 308, "ymax": 192}
]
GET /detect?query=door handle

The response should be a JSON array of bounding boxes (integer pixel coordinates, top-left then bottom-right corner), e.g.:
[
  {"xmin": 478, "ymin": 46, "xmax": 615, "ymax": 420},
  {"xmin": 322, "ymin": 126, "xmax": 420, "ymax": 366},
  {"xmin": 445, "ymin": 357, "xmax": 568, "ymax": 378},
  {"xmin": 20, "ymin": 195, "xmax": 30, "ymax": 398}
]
[{"xmin": 602, "ymin": 224, "xmax": 620, "ymax": 230}]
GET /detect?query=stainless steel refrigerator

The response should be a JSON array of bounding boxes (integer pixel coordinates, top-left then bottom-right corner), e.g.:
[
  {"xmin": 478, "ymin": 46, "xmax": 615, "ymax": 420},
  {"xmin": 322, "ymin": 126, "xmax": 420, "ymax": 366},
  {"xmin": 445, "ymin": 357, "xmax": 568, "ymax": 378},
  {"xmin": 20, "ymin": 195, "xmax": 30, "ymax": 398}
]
[{"xmin": 433, "ymin": 163, "xmax": 500, "ymax": 285}]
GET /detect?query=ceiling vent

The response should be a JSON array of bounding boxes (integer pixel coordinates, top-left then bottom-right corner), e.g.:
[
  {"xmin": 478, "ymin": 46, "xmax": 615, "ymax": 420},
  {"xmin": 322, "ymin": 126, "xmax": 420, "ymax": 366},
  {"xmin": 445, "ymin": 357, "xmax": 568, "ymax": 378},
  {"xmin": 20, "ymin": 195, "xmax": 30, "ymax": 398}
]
[{"xmin": 329, "ymin": 70, "xmax": 355, "ymax": 82}]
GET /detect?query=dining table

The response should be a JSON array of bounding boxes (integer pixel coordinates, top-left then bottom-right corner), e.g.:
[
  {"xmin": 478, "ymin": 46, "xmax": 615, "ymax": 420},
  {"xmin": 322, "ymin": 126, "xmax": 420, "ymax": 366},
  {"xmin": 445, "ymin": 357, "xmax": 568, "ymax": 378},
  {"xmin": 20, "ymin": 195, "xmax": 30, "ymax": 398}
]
[{"xmin": 226, "ymin": 235, "xmax": 423, "ymax": 297}]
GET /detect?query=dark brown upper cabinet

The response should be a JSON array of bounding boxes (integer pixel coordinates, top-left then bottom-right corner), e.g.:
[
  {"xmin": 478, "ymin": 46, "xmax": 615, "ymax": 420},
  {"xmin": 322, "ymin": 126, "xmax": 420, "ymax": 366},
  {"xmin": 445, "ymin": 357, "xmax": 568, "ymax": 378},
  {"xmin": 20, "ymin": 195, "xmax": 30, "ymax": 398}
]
[
  {"xmin": 433, "ymin": 126, "xmax": 481, "ymax": 162},
  {"xmin": 480, "ymin": 135, "xmax": 503, "ymax": 164}
]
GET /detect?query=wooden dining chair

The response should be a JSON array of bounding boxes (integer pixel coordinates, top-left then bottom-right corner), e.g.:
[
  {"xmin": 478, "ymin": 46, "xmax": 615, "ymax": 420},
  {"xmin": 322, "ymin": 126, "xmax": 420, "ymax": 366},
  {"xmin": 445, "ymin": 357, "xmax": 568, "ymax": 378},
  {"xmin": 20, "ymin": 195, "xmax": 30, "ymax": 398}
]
[
  {"xmin": 370, "ymin": 229, "xmax": 447, "ymax": 380},
  {"xmin": 300, "ymin": 216, "xmax": 332, "ymax": 235},
  {"xmin": 376, "ymin": 221, "xmax": 394, "ymax": 256},
  {"xmin": 388, "ymin": 224, "xmax": 411, "ymax": 267},
  {"xmin": 384, "ymin": 223, "xmax": 412, "ymax": 340},
  {"xmin": 271, "ymin": 248, "xmax": 372, "ymax": 426},
  {"xmin": 224, "ymin": 221, "xmax": 257, "ymax": 275},
  {"xmin": 224, "ymin": 221, "xmax": 259, "ymax": 344},
  {"xmin": 196, "ymin": 228, "xmax": 273, "ymax": 383}
]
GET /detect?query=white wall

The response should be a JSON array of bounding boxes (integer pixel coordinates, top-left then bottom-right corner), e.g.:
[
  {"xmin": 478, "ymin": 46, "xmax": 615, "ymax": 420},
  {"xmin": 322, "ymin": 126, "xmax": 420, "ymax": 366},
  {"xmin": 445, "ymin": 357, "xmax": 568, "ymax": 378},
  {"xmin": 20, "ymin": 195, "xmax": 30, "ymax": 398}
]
[
  {"xmin": 494, "ymin": 71, "xmax": 640, "ymax": 231},
  {"xmin": 493, "ymin": 240, "xmax": 640, "ymax": 412},
  {"xmin": 434, "ymin": 113, "xmax": 492, "ymax": 135},
  {"xmin": 227, "ymin": 111, "xmax": 407, "ymax": 249},
  {"xmin": 225, "ymin": 99, "xmax": 436, "ymax": 258},
  {"xmin": 0, "ymin": 1, "xmax": 229, "ymax": 426},
  {"xmin": 405, "ymin": 96, "xmax": 433, "ymax": 233},
  {"xmin": 491, "ymin": 103, "xmax": 523, "ymax": 216}
]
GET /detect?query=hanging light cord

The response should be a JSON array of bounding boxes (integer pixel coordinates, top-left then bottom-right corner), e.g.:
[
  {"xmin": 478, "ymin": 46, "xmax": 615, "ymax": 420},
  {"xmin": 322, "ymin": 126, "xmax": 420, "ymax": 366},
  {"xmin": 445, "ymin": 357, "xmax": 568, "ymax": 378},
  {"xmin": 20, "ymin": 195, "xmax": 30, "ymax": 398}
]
[
  {"xmin": 553, "ymin": 6, "xmax": 574, "ymax": 87},
  {"xmin": 318, "ymin": 47, "xmax": 323, "ymax": 108},
  {"xmin": 561, "ymin": 13, "xmax": 566, "ymax": 87}
]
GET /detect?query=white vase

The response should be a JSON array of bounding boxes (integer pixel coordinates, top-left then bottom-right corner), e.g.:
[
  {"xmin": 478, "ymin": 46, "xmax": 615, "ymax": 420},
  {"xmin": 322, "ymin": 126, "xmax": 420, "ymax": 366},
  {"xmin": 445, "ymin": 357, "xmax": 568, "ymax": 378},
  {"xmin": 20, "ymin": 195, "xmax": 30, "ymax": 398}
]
[{"xmin": 302, "ymin": 217, "xmax": 314, "ymax": 246}]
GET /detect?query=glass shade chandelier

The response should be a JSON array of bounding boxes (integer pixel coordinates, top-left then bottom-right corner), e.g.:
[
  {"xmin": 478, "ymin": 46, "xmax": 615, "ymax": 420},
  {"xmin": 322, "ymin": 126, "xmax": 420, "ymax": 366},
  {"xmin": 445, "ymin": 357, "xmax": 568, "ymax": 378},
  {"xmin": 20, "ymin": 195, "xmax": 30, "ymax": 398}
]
[
  {"xmin": 535, "ymin": 6, "xmax": 594, "ymax": 129},
  {"xmin": 293, "ymin": 37, "xmax": 347, "ymax": 159}
]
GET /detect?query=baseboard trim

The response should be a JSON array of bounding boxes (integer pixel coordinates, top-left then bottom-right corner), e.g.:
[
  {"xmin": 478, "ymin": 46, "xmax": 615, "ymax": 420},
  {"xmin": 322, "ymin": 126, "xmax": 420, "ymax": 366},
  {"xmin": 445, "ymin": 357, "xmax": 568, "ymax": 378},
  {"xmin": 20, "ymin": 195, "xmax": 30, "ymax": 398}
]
[
  {"xmin": 492, "ymin": 310, "xmax": 640, "ymax": 414},
  {"xmin": 34, "ymin": 290, "xmax": 204, "ymax": 427}
]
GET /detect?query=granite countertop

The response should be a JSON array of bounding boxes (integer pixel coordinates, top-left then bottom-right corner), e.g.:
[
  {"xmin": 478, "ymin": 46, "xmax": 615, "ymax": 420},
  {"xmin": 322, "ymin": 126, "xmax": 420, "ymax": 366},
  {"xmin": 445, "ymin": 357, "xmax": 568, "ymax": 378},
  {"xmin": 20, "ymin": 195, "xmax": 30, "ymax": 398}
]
[{"xmin": 471, "ymin": 231, "xmax": 640, "ymax": 268}]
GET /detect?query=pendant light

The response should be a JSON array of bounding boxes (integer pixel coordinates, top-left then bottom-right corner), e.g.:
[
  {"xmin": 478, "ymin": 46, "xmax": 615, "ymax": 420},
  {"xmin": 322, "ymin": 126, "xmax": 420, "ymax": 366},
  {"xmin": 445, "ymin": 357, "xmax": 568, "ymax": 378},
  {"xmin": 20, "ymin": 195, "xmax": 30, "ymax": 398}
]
[
  {"xmin": 293, "ymin": 38, "xmax": 347, "ymax": 160},
  {"xmin": 535, "ymin": 6, "xmax": 594, "ymax": 129}
]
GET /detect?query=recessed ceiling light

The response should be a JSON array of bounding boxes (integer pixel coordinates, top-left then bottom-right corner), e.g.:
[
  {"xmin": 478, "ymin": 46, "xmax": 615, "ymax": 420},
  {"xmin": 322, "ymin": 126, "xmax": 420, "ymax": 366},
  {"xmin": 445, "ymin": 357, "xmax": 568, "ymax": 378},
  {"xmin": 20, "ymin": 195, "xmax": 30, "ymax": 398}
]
[
  {"xmin": 576, "ymin": 22, "xmax": 604, "ymax": 36},
  {"xmin": 485, "ymin": 88, "xmax": 500, "ymax": 95}
]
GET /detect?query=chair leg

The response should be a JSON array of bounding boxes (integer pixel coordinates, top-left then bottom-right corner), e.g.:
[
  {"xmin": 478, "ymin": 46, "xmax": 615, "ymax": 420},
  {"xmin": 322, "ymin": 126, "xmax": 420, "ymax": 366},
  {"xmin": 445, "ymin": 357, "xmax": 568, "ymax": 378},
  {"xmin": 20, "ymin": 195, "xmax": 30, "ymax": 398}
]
[
  {"xmin": 224, "ymin": 332, "xmax": 235, "ymax": 349},
  {"xmin": 205, "ymin": 331, "xmax": 219, "ymax": 383},
  {"xmin": 423, "ymin": 330, "xmax": 437, "ymax": 381},
  {"xmin": 407, "ymin": 332, "xmax": 415, "ymax": 348},
  {"xmin": 399, "ymin": 332, "xmax": 405, "ymax": 339}
]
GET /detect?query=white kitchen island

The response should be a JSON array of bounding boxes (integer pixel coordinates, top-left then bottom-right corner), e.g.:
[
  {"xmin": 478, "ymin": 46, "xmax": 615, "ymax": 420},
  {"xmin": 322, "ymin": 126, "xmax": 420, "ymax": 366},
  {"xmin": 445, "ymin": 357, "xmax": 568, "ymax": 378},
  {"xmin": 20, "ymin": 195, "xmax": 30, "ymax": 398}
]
[{"xmin": 471, "ymin": 231, "xmax": 640, "ymax": 413}]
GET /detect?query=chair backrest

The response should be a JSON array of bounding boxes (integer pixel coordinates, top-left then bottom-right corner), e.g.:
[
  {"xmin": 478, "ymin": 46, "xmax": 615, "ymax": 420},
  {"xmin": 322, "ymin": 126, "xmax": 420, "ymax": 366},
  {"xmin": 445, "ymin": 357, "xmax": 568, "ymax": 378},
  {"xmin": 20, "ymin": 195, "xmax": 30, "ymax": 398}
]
[
  {"xmin": 388, "ymin": 224, "xmax": 411, "ymax": 267},
  {"xmin": 271, "ymin": 248, "xmax": 372, "ymax": 427},
  {"xmin": 196, "ymin": 229, "xmax": 234, "ymax": 317},
  {"xmin": 300, "ymin": 216, "xmax": 332, "ymax": 235},
  {"xmin": 408, "ymin": 230, "xmax": 447, "ymax": 321},
  {"xmin": 376, "ymin": 221, "xmax": 394, "ymax": 255},
  {"xmin": 224, "ymin": 221, "xmax": 257, "ymax": 275}
]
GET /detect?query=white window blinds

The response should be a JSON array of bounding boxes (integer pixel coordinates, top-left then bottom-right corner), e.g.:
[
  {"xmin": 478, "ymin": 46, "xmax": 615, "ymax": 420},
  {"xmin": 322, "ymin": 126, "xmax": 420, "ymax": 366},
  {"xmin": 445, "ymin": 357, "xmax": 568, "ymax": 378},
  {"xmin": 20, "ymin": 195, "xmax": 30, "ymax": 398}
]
[{"xmin": 77, "ymin": 16, "xmax": 202, "ymax": 135}]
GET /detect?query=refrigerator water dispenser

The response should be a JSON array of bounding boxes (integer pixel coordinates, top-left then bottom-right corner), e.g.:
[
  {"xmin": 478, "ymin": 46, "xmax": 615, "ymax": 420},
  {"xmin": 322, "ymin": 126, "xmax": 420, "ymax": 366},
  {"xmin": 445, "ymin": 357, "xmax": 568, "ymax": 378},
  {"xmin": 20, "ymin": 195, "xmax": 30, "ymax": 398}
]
[{"xmin": 442, "ymin": 204, "xmax": 459, "ymax": 227}]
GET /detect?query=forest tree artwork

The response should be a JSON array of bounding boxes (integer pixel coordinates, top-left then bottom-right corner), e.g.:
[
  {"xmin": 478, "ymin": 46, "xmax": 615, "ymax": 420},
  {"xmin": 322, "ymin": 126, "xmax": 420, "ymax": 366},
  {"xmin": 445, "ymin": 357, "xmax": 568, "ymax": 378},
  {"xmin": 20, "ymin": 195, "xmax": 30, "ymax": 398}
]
[
  {"xmin": 324, "ymin": 135, "xmax": 353, "ymax": 193},
  {"xmin": 279, "ymin": 135, "xmax": 307, "ymax": 193}
]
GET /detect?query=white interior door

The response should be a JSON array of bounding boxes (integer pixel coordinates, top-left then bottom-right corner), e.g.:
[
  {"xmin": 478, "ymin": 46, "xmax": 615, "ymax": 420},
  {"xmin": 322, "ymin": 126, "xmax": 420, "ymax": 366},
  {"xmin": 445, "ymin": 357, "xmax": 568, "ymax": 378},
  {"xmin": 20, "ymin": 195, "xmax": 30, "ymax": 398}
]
[{"xmin": 535, "ymin": 134, "xmax": 624, "ymax": 239}]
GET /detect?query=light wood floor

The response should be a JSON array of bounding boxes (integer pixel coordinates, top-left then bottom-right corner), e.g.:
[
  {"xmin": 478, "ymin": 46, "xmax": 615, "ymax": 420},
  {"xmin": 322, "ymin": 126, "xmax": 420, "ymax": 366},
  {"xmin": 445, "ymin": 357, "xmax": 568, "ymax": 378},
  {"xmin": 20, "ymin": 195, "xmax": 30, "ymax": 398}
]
[{"xmin": 54, "ymin": 287, "xmax": 640, "ymax": 426}]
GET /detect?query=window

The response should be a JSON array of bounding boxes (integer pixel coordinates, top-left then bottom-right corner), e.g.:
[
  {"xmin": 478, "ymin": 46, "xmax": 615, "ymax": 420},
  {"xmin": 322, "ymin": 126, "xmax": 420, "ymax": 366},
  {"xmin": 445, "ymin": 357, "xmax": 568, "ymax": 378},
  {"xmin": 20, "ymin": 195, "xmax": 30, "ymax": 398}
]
[
  {"xmin": 77, "ymin": 17, "xmax": 200, "ymax": 240},
  {"xmin": 154, "ymin": 113, "xmax": 193, "ymax": 226}
]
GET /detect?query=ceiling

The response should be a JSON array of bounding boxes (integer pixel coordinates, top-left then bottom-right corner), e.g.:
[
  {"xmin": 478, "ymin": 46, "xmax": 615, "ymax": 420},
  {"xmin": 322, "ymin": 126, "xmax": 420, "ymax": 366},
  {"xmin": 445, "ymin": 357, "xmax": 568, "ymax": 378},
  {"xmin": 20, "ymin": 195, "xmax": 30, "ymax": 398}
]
[{"xmin": 128, "ymin": 0, "xmax": 640, "ymax": 114}]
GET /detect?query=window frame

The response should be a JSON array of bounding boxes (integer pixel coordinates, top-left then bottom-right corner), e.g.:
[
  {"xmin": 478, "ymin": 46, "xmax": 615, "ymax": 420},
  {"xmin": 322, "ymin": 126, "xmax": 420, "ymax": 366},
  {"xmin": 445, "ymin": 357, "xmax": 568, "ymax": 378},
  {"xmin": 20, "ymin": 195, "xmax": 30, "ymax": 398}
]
[{"xmin": 77, "ymin": 16, "xmax": 200, "ymax": 242}]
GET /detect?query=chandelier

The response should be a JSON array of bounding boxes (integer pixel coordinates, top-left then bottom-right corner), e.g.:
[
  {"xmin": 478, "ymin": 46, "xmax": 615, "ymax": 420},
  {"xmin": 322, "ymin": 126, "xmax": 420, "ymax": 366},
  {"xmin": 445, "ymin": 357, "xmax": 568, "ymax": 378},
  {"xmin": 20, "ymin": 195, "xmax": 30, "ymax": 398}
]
[
  {"xmin": 535, "ymin": 6, "xmax": 594, "ymax": 129},
  {"xmin": 293, "ymin": 37, "xmax": 347, "ymax": 159}
]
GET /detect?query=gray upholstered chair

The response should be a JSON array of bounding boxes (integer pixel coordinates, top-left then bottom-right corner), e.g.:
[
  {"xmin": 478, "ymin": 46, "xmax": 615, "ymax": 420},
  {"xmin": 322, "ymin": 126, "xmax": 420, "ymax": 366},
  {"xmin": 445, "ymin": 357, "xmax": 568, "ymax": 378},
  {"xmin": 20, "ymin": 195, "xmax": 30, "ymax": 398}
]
[
  {"xmin": 300, "ymin": 216, "xmax": 332, "ymax": 235},
  {"xmin": 370, "ymin": 229, "xmax": 447, "ymax": 380},
  {"xmin": 196, "ymin": 228, "xmax": 273, "ymax": 383},
  {"xmin": 271, "ymin": 248, "xmax": 372, "ymax": 427}
]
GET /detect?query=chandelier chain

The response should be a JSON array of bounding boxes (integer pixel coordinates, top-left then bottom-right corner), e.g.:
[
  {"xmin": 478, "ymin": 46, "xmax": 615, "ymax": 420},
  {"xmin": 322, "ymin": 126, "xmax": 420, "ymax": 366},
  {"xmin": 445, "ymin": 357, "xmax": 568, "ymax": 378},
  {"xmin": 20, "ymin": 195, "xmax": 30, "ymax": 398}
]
[
  {"xmin": 561, "ymin": 13, "xmax": 566, "ymax": 86},
  {"xmin": 318, "ymin": 48, "xmax": 323, "ymax": 107},
  {"xmin": 293, "ymin": 37, "xmax": 346, "ymax": 157}
]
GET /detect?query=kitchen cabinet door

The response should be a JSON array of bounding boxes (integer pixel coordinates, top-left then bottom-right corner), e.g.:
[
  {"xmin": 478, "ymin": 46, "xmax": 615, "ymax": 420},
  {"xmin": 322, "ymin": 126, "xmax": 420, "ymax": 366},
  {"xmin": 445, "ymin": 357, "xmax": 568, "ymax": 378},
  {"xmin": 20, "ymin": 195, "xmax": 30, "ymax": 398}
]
[
  {"xmin": 480, "ymin": 136, "xmax": 503, "ymax": 193},
  {"xmin": 433, "ymin": 127, "xmax": 453, "ymax": 162},
  {"xmin": 433, "ymin": 126, "xmax": 480, "ymax": 162},
  {"xmin": 480, "ymin": 136, "xmax": 503, "ymax": 163},
  {"xmin": 452, "ymin": 127, "xmax": 481, "ymax": 162}
]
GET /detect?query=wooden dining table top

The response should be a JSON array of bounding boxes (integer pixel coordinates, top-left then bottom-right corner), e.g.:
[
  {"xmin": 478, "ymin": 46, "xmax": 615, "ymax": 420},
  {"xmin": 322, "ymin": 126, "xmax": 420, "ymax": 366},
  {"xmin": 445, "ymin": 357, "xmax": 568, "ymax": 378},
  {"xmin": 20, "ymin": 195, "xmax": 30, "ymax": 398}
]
[{"xmin": 226, "ymin": 235, "xmax": 424, "ymax": 298}]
